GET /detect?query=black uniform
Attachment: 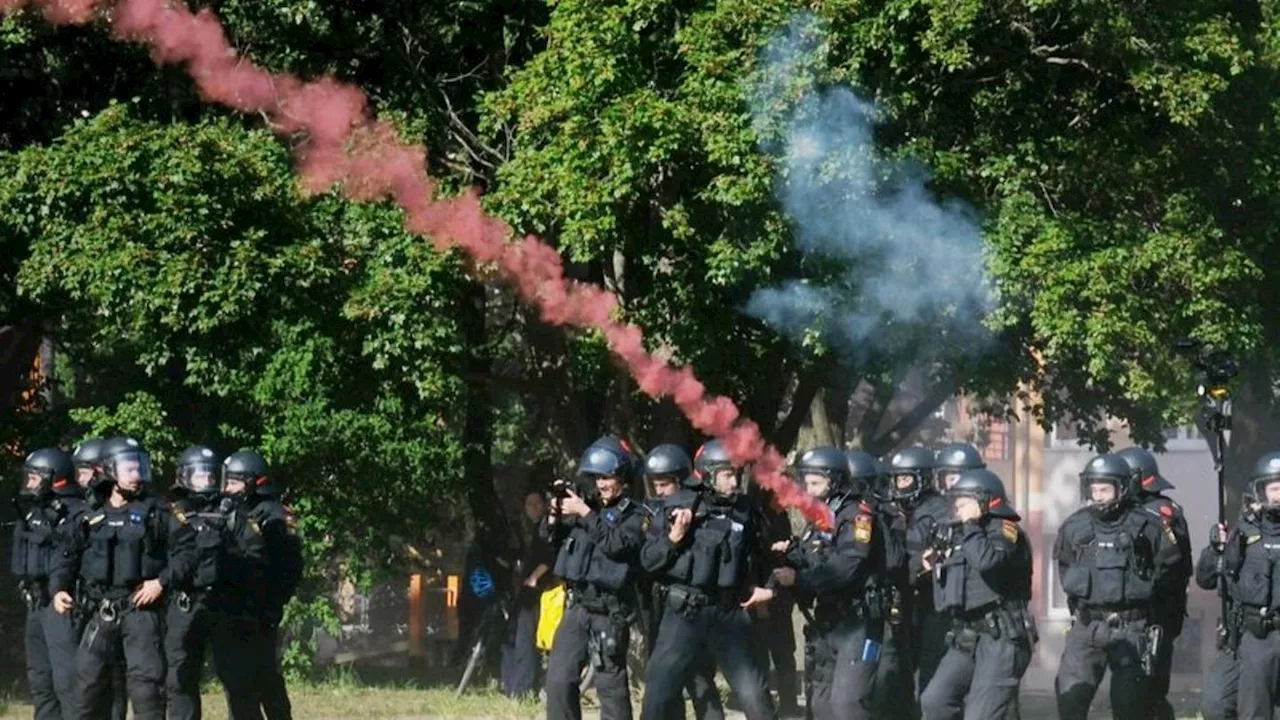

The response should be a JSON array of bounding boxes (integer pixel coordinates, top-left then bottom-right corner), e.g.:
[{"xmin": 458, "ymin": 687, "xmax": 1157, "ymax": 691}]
[
  {"xmin": 640, "ymin": 492, "xmax": 777, "ymax": 720},
  {"xmin": 1223, "ymin": 512, "xmax": 1280, "ymax": 719},
  {"xmin": 1052, "ymin": 504, "xmax": 1184, "ymax": 720},
  {"xmin": 786, "ymin": 496, "xmax": 883, "ymax": 720},
  {"xmin": 905, "ymin": 491, "xmax": 953, "ymax": 693},
  {"xmin": 165, "ymin": 494, "xmax": 230, "ymax": 720},
  {"xmin": 919, "ymin": 517, "xmax": 1034, "ymax": 719},
  {"xmin": 870, "ymin": 501, "xmax": 916, "ymax": 720},
  {"xmin": 544, "ymin": 495, "xmax": 646, "ymax": 720},
  {"xmin": 1196, "ymin": 512, "xmax": 1254, "ymax": 720},
  {"xmin": 80, "ymin": 487, "xmax": 130, "ymax": 720},
  {"xmin": 52, "ymin": 494, "xmax": 197, "ymax": 720},
  {"xmin": 13, "ymin": 493, "xmax": 84, "ymax": 719},
  {"xmin": 640, "ymin": 499, "xmax": 724, "ymax": 720},
  {"xmin": 1140, "ymin": 493, "xmax": 1192, "ymax": 720}
]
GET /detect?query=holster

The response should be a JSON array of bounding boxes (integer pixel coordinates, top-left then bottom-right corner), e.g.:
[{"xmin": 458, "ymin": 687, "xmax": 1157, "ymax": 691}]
[
  {"xmin": 1142, "ymin": 624, "xmax": 1163, "ymax": 676},
  {"xmin": 1243, "ymin": 612, "xmax": 1278, "ymax": 639}
]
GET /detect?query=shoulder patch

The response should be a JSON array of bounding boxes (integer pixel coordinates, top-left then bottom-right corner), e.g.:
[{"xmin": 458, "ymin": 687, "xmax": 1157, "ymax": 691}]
[
  {"xmin": 854, "ymin": 514, "xmax": 872, "ymax": 544},
  {"xmin": 858, "ymin": 501, "xmax": 872, "ymax": 514},
  {"xmin": 248, "ymin": 518, "xmax": 261, "ymax": 534},
  {"xmin": 1001, "ymin": 520, "xmax": 1018, "ymax": 543},
  {"xmin": 641, "ymin": 514, "xmax": 651, "ymax": 533},
  {"xmin": 171, "ymin": 507, "xmax": 188, "ymax": 525},
  {"xmin": 1159, "ymin": 505, "xmax": 1173, "ymax": 518}
]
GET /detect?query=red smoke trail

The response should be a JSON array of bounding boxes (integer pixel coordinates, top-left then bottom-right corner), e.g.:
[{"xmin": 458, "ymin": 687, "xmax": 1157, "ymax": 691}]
[{"xmin": 3, "ymin": 0, "xmax": 832, "ymax": 528}]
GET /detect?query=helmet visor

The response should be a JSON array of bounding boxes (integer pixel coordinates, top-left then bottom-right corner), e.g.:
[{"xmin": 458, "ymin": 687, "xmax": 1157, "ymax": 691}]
[
  {"xmin": 20, "ymin": 469, "xmax": 49, "ymax": 497},
  {"xmin": 178, "ymin": 461, "xmax": 219, "ymax": 493},
  {"xmin": 108, "ymin": 451, "xmax": 152, "ymax": 486}
]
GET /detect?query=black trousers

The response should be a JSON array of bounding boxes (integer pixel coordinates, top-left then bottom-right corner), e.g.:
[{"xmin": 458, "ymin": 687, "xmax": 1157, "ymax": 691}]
[
  {"xmin": 920, "ymin": 631, "xmax": 1030, "ymax": 720},
  {"xmin": 208, "ymin": 612, "xmax": 267, "ymax": 720},
  {"xmin": 502, "ymin": 599, "xmax": 541, "ymax": 698},
  {"xmin": 165, "ymin": 592, "xmax": 212, "ymax": 720},
  {"xmin": 804, "ymin": 618, "xmax": 879, "ymax": 720},
  {"xmin": 1201, "ymin": 650, "xmax": 1240, "ymax": 720},
  {"xmin": 641, "ymin": 601, "xmax": 775, "ymax": 720},
  {"xmin": 1054, "ymin": 619, "xmax": 1152, "ymax": 720},
  {"xmin": 25, "ymin": 602, "xmax": 77, "ymax": 720},
  {"xmin": 1236, "ymin": 631, "xmax": 1280, "ymax": 720},
  {"xmin": 258, "ymin": 623, "xmax": 291, "ymax": 720},
  {"xmin": 70, "ymin": 603, "xmax": 166, "ymax": 720},
  {"xmin": 872, "ymin": 621, "xmax": 917, "ymax": 720},
  {"xmin": 547, "ymin": 603, "xmax": 632, "ymax": 720}
]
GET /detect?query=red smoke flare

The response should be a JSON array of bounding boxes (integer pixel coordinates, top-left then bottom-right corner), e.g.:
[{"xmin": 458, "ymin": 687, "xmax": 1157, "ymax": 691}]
[{"xmin": 2, "ymin": 0, "xmax": 832, "ymax": 528}]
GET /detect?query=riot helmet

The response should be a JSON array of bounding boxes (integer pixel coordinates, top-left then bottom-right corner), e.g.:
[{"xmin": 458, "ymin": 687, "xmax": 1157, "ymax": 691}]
[
  {"xmin": 1116, "ymin": 446, "xmax": 1174, "ymax": 495},
  {"xmin": 175, "ymin": 445, "xmax": 221, "ymax": 497},
  {"xmin": 1079, "ymin": 454, "xmax": 1131, "ymax": 516},
  {"xmin": 793, "ymin": 446, "xmax": 852, "ymax": 503},
  {"xmin": 694, "ymin": 439, "xmax": 740, "ymax": 497},
  {"xmin": 100, "ymin": 437, "xmax": 152, "ymax": 498},
  {"xmin": 576, "ymin": 435, "xmax": 634, "ymax": 504},
  {"xmin": 949, "ymin": 468, "xmax": 1019, "ymax": 521},
  {"xmin": 934, "ymin": 442, "xmax": 986, "ymax": 492},
  {"xmin": 1250, "ymin": 451, "xmax": 1280, "ymax": 518},
  {"xmin": 222, "ymin": 449, "xmax": 274, "ymax": 497},
  {"xmin": 71, "ymin": 437, "xmax": 106, "ymax": 491},
  {"xmin": 844, "ymin": 449, "xmax": 882, "ymax": 499},
  {"xmin": 645, "ymin": 444, "xmax": 692, "ymax": 494},
  {"xmin": 21, "ymin": 448, "xmax": 74, "ymax": 499},
  {"xmin": 886, "ymin": 446, "xmax": 934, "ymax": 504}
]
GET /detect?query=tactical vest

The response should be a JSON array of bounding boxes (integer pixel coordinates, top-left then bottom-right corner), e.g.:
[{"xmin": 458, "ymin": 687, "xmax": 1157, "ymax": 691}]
[
  {"xmin": 11, "ymin": 501, "xmax": 65, "ymax": 580},
  {"xmin": 553, "ymin": 500, "xmax": 635, "ymax": 593},
  {"xmin": 1062, "ymin": 518, "xmax": 1155, "ymax": 606},
  {"xmin": 79, "ymin": 498, "xmax": 166, "ymax": 591},
  {"xmin": 1230, "ymin": 530, "xmax": 1280, "ymax": 610},
  {"xmin": 658, "ymin": 498, "xmax": 750, "ymax": 591},
  {"xmin": 185, "ymin": 504, "xmax": 228, "ymax": 590},
  {"xmin": 935, "ymin": 528, "xmax": 1002, "ymax": 614}
]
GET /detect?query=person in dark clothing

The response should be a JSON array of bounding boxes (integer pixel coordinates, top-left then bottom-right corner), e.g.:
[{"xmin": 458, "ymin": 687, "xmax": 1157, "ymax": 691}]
[
  {"xmin": 751, "ymin": 484, "xmax": 800, "ymax": 717},
  {"xmin": 502, "ymin": 489, "xmax": 555, "ymax": 698},
  {"xmin": 71, "ymin": 438, "xmax": 129, "ymax": 720},
  {"xmin": 1195, "ymin": 487, "xmax": 1257, "ymax": 720},
  {"xmin": 51, "ymin": 436, "xmax": 198, "ymax": 720},
  {"xmin": 13, "ymin": 448, "xmax": 82, "ymax": 720}
]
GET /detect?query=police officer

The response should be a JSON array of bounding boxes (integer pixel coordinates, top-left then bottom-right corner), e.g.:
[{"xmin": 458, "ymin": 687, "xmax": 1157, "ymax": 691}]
[
  {"xmin": 1053, "ymin": 453, "xmax": 1185, "ymax": 720},
  {"xmin": 919, "ymin": 469, "xmax": 1034, "ymax": 719},
  {"xmin": 71, "ymin": 438, "xmax": 129, "ymax": 720},
  {"xmin": 887, "ymin": 446, "xmax": 951, "ymax": 694},
  {"xmin": 51, "ymin": 436, "xmax": 198, "ymax": 720},
  {"xmin": 1116, "ymin": 446, "xmax": 1191, "ymax": 720},
  {"xmin": 932, "ymin": 444, "xmax": 985, "ymax": 495},
  {"xmin": 1225, "ymin": 452, "xmax": 1280, "ymax": 717},
  {"xmin": 640, "ymin": 438, "xmax": 777, "ymax": 720},
  {"xmin": 13, "ymin": 448, "xmax": 80, "ymax": 719},
  {"xmin": 851, "ymin": 452, "xmax": 911, "ymax": 720},
  {"xmin": 218, "ymin": 449, "xmax": 302, "ymax": 720},
  {"xmin": 1196, "ymin": 486, "xmax": 1258, "ymax": 720},
  {"xmin": 642, "ymin": 444, "xmax": 725, "ymax": 720},
  {"xmin": 772, "ymin": 446, "xmax": 884, "ymax": 720},
  {"xmin": 544, "ymin": 436, "xmax": 646, "ymax": 720},
  {"xmin": 165, "ymin": 445, "xmax": 227, "ymax": 720}
]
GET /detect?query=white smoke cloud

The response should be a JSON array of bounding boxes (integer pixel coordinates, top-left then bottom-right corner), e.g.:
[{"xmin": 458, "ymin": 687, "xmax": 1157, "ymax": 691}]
[{"xmin": 744, "ymin": 13, "xmax": 993, "ymax": 356}]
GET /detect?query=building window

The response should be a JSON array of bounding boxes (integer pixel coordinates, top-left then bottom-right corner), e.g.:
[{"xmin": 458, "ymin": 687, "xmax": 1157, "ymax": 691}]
[{"xmin": 1046, "ymin": 419, "xmax": 1083, "ymax": 450}]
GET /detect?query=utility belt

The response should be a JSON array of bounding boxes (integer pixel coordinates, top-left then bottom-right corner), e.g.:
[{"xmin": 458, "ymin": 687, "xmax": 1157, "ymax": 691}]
[
  {"xmin": 1075, "ymin": 605, "xmax": 1147, "ymax": 627},
  {"xmin": 17, "ymin": 579, "xmax": 49, "ymax": 611},
  {"xmin": 660, "ymin": 583, "xmax": 742, "ymax": 615},
  {"xmin": 567, "ymin": 583, "xmax": 626, "ymax": 617},
  {"xmin": 811, "ymin": 595, "xmax": 873, "ymax": 630},
  {"xmin": 1241, "ymin": 608, "xmax": 1280, "ymax": 639},
  {"xmin": 946, "ymin": 603, "xmax": 1036, "ymax": 650}
]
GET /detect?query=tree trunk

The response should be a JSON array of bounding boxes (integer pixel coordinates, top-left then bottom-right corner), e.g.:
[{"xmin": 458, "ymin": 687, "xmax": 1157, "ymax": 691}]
[{"xmin": 461, "ymin": 281, "xmax": 501, "ymax": 535}]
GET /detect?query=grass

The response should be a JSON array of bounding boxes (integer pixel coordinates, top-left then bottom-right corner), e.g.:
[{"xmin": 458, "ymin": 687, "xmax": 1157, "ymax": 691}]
[{"xmin": 0, "ymin": 678, "xmax": 548, "ymax": 719}]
